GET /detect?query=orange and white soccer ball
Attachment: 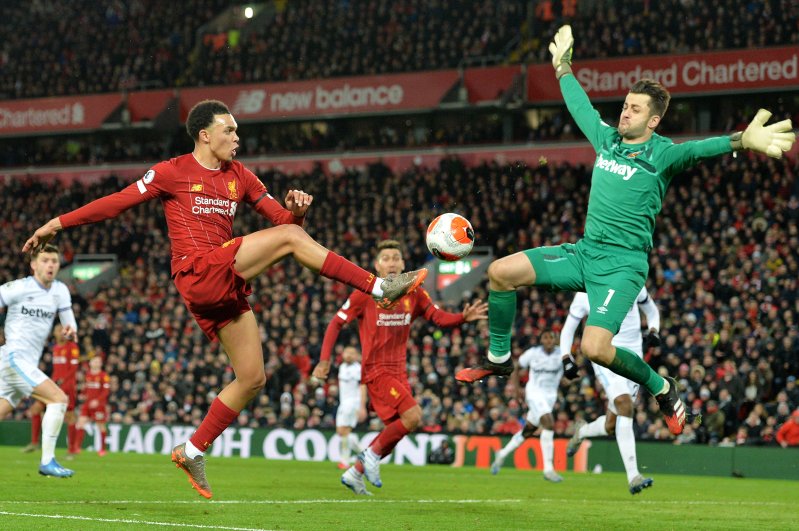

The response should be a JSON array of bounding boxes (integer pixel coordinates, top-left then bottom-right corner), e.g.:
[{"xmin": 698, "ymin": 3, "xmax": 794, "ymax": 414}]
[{"xmin": 426, "ymin": 213, "xmax": 475, "ymax": 261}]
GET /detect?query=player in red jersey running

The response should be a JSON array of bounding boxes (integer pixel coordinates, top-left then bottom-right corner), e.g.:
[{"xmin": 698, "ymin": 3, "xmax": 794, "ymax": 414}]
[
  {"xmin": 24, "ymin": 325, "xmax": 82, "ymax": 456},
  {"xmin": 23, "ymin": 100, "xmax": 427, "ymax": 499},
  {"xmin": 311, "ymin": 239, "xmax": 487, "ymax": 495},
  {"xmin": 74, "ymin": 356, "xmax": 110, "ymax": 456}
]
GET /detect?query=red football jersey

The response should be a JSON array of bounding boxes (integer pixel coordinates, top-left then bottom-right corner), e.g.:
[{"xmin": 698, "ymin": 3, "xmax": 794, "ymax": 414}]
[
  {"xmin": 84, "ymin": 370, "xmax": 110, "ymax": 404},
  {"xmin": 59, "ymin": 154, "xmax": 303, "ymax": 274},
  {"xmin": 51, "ymin": 341, "xmax": 80, "ymax": 386},
  {"xmin": 321, "ymin": 288, "xmax": 465, "ymax": 383}
]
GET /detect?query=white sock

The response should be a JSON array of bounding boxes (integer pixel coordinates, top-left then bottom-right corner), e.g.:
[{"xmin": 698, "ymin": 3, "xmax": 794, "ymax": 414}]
[
  {"xmin": 487, "ymin": 350, "xmax": 511, "ymax": 364},
  {"xmin": 498, "ymin": 430, "xmax": 525, "ymax": 460},
  {"xmin": 340, "ymin": 435, "xmax": 351, "ymax": 464},
  {"xmin": 41, "ymin": 403, "xmax": 67, "ymax": 465},
  {"xmin": 348, "ymin": 433, "xmax": 361, "ymax": 454},
  {"xmin": 615, "ymin": 416, "xmax": 639, "ymax": 482},
  {"xmin": 541, "ymin": 429, "xmax": 554, "ymax": 473},
  {"xmin": 371, "ymin": 279, "xmax": 386, "ymax": 298},
  {"xmin": 185, "ymin": 440, "xmax": 204, "ymax": 459},
  {"xmin": 579, "ymin": 416, "xmax": 609, "ymax": 438}
]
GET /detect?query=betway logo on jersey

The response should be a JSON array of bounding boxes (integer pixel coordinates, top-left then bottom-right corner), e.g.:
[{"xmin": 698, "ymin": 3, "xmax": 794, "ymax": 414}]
[
  {"xmin": 595, "ymin": 152, "xmax": 637, "ymax": 180},
  {"xmin": 20, "ymin": 306, "xmax": 55, "ymax": 319},
  {"xmin": 193, "ymin": 196, "xmax": 238, "ymax": 217},
  {"xmin": 233, "ymin": 84, "xmax": 404, "ymax": 115},
  {"xmin": 376, "ymin": 313, "xmax": 412, "ymax": 327}
]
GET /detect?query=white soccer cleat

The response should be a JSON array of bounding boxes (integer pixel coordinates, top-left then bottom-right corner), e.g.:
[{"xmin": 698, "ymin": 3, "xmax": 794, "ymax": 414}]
[
  {"xmin": 543, "ymin": 470, "xmax": 564, "ymax": 483},
  {"xmin": 341, "ymin": 467, "xmax": 372, "ymax": 496},
  {"xmin": 359, "ymin": 449, "xmax": 383, "ymax": 488},
  {"xmin": 490, "ymin": 454, "xmax": 505, "ymax": 475},
  {"xmin": 566, "ymin": 420, "xmax": 586, "ymax": 457}
]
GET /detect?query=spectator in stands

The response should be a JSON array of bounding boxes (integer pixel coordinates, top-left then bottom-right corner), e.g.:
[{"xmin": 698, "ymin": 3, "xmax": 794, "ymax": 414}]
[{"xmin": 776, "ymin": 409, "xmax": 799, "ymax": 448}]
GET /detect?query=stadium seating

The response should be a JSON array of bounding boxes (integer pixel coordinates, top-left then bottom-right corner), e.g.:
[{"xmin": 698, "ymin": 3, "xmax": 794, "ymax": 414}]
[{"xmin": 5, "ymin": 153, "xmax": 798, "ymax": 446}]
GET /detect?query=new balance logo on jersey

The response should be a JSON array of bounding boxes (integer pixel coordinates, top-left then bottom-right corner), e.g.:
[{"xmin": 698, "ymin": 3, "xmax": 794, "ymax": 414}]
[
  {"xmin": 596, "ymin": 152, "xmax": 638, "ymax": 180},
  {"xmin": 20, "ymin": 305, "xmax": 55, "ymax": 319}
]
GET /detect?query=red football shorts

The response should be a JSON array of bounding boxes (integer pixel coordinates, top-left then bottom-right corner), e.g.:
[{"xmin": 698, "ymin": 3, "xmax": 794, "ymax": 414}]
[
  {"xmin": 365, "ymin": 373, "xmax": 417, "ymax": 423},
  {"xmin": 173, "ymin": 237, "xmax": 252, "ymax": 341},
  {"xmin": 61, "ymin": 384, "xmax": 78, "ymax": 412},
  {"xmin": 80, "ymin": 403, "xmax": 108, "ymax": 422}
]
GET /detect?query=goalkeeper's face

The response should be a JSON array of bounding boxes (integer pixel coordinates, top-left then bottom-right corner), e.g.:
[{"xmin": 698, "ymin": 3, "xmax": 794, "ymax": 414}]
[{"xmin": 618, "ymin": 93, "xmax": 661, "ymax": 141}]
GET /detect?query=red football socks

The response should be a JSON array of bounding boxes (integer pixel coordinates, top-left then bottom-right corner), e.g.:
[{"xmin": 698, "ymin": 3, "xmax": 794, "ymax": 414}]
[
  {"xmin": 369, "ymin": 419, "xmax": 410, "ymax": 457},
  {"xmin": 320, "ymin": 252, "xmax": 377, "ymax": 294},
  {"xmin": 67, "ymin": 424, "xmax": 77, "ymax": 452},
  {"xmin": 31, "ymin": 413, "xmax": 42, "ymax": 445},
  {"xmin": 189, "ymin": 398, "xmax": 239, "ymax": 452},
  {"xmin": 74, "ymin": 427, "xmax": 86, "ymax": 451},
  {"xmin": 100, "ymin": 429, "xmax": 107, "ymax": 451}
]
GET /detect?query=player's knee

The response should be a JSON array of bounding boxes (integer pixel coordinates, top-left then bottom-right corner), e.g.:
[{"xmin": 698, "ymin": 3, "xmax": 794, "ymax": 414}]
[
  {"xmin": 487, "ymin": 260, "xmax": 514, "ymax": 287},
  {"xmin": 580, "ymin": 336, "xmax": 612, "ymax": 364},
  {"xmin": 605, "ymin": 418, "xmax": 616, "ymax": 435},
  {"xmin": 401, "ymin": 407, "xmax": 422, "ymax": 430},
  {"xmin": 522, "ymin": 423, "xmax": 537, "ymax": 438},
  {"xmin": 240, "ymin": 372, "xmax": 267, "ymax": 394},
  {"xmin": 276, "ymin": 223, "xmax": 309, "ymax": 249},
  {"xmin": 614, "ymin": 396, "xmax": 633, "ymax": 417}
]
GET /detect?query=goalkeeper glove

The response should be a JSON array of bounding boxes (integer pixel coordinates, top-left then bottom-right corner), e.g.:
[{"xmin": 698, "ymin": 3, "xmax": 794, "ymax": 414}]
[
  {"xmin": 643, "ymin": 329, "xmax": 661, "ymax": 350},
  {"xmin": 548, "ymin": 25, "xmax": 574, "ymax": 79},
  {"xmin": 562, "ymin": 354, "xmax": 579, "ymax": 380},
  {"xmin": 730, "ymin": 109, "xmax": 795, "ymax": 158}
]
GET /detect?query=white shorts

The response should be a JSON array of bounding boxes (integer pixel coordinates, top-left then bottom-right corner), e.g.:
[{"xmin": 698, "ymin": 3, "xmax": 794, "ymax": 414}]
[
  {"xmin": 524, "ymin": 390, "xmax": 557, "ymax": 426},
  {"xmin": 592, "ymin": 361, "xmax": 640, "ymax": 414},
  {"xmin": 336, "ymin": 400, "xmax": 359, "ymax": 428},
  {"xmin": 0, "ymin": 353, "xmax": 48, "ymax": 408}
]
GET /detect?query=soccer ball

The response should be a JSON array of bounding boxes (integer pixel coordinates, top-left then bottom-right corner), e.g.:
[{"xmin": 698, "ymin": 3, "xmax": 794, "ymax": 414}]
[{"xmin": 426, "ymin": 213, "xmax": 475, "ymax": 261}]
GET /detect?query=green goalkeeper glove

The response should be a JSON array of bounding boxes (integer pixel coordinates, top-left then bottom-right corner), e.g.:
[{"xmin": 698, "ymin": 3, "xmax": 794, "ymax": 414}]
[
  {"xmin": 730, "ymin": 109, "xmax": 795, "ymax": 158},
  {"xmin": 548, "ymin": 25, "xmax": 574, "ymax": 79}
]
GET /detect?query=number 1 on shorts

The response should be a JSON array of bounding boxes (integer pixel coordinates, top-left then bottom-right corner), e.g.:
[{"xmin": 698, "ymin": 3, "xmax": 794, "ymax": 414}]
[{"xmin": 603, "ymin": 288, "xmax": 616, "ymax": 307}]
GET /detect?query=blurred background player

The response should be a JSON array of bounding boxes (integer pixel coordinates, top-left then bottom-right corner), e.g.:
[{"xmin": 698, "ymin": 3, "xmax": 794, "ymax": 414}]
[
  {"xmin": 24, "ymin": 324, "xmax": 82, "ymax": 457},
  {"xmin": 490, "ymin": 330, "xmax": 564, "ymax": 483},
  {"xmin": 333, "ymin": 346, "xmax": 365, "ymax": 469},
  {"xmin": 561, "ymin": 288, "xmax": 660, "ymax": 495},
  {"xmin": 312, "ymin": 239, "xmax": 487, "ymax": 495},
  {"xmin": 23, "ymin": 100, "xmax": 426, "ymax": 499},
  {"xmin": 74, "ymin": 356, "xmax": 110, "ymax": 457},
  {"xmin": 0, "ymin": 244, "xmax": 77, "ymax": 478},
  {"xmin": 456, "ymin": 25, "xmax": 795, "ymax": 438}
]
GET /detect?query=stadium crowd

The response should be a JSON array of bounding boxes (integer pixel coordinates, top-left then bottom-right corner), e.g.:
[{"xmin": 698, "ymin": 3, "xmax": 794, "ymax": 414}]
[
  {"xmin": 2, "ymin": 1, "xmax": 796, "ymax": 99},
  {"xmin": 3, "ymin": 151, "xmax": 798, "ymax": 448}
]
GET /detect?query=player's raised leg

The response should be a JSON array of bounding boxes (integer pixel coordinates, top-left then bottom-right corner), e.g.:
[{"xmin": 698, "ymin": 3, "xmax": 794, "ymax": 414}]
[
  {"xmin": 172, "ymin": 311, "xmax": 264, "ymax": 499},
  {"xmin": 233, "ymin": 225, "xmax": 427, "ymax": 304},
  {"xmin": 455, "ymin": 252, "xmax": 535, "ymax": 382}
]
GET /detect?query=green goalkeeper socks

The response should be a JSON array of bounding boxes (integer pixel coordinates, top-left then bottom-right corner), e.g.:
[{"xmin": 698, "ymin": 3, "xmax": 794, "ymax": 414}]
[
  {"xmin": 487, "ymin": 289, "xmax": 517, "ymax": 362},
  {"xmin": 609, "ymin": 346, "xmax": 665, "ymax": 396}
]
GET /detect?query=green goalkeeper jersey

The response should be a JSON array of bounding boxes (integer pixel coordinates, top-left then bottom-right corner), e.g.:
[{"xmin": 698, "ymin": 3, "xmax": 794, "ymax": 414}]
[{"xmin": 560, "ymin": 75, "xmax": 732, "ymax": 252}]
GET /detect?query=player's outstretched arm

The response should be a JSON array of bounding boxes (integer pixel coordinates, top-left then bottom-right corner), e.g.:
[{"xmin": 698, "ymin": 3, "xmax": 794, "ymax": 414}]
[
  {"xmin": 730, "ymin": 109, "xmax": 795, "ymax": 159},
  {"xmin": 22, "ymin": 217, "xmax": 63, "ymax": 253},
  {"xmin": 461, "ymin": 299, "xmax": 488, "ymax": 322}
]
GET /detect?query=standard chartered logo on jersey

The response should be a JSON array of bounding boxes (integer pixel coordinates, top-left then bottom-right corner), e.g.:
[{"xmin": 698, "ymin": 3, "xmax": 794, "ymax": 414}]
[
  {"xmin": 192, "ymin": 196, "xmax": 237, "ymax": 216},
  {"xmin": 595, "ymin": 152, "xmax": 638, "ymax": 180},
  {"xmin": 376, "ymin": 312, "xmax": 412, "ymax": 327}
]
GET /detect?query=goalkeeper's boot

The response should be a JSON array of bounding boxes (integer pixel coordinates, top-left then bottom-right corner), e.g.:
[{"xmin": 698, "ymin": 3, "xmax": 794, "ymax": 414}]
[
  {"xmin": 655, "ymin": 376, "xmax": 686, "ymax": 435},
  {"xmin": 341, "ymin": 467, "xmax": 373, "ymax": 496},
  {"xmin": 374, "ymin": 269, "xmax": 428, "ymax": 308},
  {"xmin": 490, "ymin": 453, "xmax": 505, "ymax": 475},
  {"xmin": 629, "ymin": 474, "xmax": 654, "ymax": 495},
  {"xmin": 566, "ymin": 420, "xmax": 586, "ymax": 457},
  {"xmin": 543, "ymin": 471, "xmax": 563, "ymax": 483},
  {"xmin": 358, "ymin": 448, "xmax": 383, "ymax": 488},
  {"xmin": 39, "ymin": 458, "xmax": 74, "ymax": 478},
  {"xmin": 455, "ymin": 357, "xmax": 513, "ymax": 383},
  {"xmin": 171, "ymin": 443, "xmax": 212, "ymax": 499}
]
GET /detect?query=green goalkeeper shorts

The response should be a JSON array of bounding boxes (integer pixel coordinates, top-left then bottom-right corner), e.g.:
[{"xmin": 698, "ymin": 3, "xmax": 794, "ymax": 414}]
[{"xmin": 523, "ymin": 238, "xmax": 648, "ymax": 334}]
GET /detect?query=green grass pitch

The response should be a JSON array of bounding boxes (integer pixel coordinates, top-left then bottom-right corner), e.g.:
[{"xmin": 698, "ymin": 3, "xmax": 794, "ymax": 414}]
[{"xmin": 0, "ymin": 446, "xmax": 793, "ymax": 530}]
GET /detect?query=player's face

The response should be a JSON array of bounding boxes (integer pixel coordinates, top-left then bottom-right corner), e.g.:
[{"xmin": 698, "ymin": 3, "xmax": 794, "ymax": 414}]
[
  {"xmin": 31, "ymin": 251, "xmax": 60, "ymax": 286},
  {"xmin": 618, "ymin": 93, "xmax": 660, "ymax": 141},
  {"xmin": 90, "ymin": 357, "xmax": 102, "ymax": 372},
  {"xmin": 206, "ymin": 113, "xmax": 239, "ymax": 162},
  {"xmin": 374, "ymin": 248, "xmax": 404, "ymax": 278},
  {"xmin": 541, "ymin": 332, "xmax": 555, "ymax": 351},
  {"xmin": 342, "ymin": 348, "xmax": 358, "ymax": 363}
]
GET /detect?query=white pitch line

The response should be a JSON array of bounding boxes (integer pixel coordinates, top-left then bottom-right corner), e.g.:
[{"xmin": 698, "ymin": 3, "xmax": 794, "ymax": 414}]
[
  {"xmin": 0, "ymin": 498, "xmax": 522, "ymax": 505},
  {"xmin": 0, "ymin": 511, "xmax": 271, "ymax": 531},
  {"xmin": 537, "ymin": 498, "xmax": 791, "ymax": 507}
]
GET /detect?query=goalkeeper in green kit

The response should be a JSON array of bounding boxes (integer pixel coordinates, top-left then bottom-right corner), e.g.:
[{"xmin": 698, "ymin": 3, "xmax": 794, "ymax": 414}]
[{"xmin": 456, "ymin": 25, "xmax": 795, "ymax": 436}]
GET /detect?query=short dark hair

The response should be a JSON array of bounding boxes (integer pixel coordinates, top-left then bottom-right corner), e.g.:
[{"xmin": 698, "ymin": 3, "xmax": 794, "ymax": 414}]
[
  {"xmin": 186, "ymin": 100, "xmax": 231, "ymax": 141},
  {"xmin": 30, "ymin": 243, "xmax": 59, "ymax": 261},
  {"xmin": 376, "ymin": 239, "xmax": 403, "ymax": 256},
  {"xmin": 629, "ymin": 79, "xmax": 670, "ymax": 118}
]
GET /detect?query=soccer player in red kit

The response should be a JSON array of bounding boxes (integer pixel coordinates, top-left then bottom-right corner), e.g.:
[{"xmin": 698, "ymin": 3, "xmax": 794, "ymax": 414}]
[
  {"xmin": 75, "ymin": 355, "xmax": 110, "ymax": 456},
  {"xmin": 23, "ymin": 324, "xmax": 81, "ymax": 456},
  {"xmin": 311, "ymin": 240, "xmax": 487, "ymax": 495},
  {"xmin": 24, "ymin": 100, "xmax": 427, "ymax": 499}
]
